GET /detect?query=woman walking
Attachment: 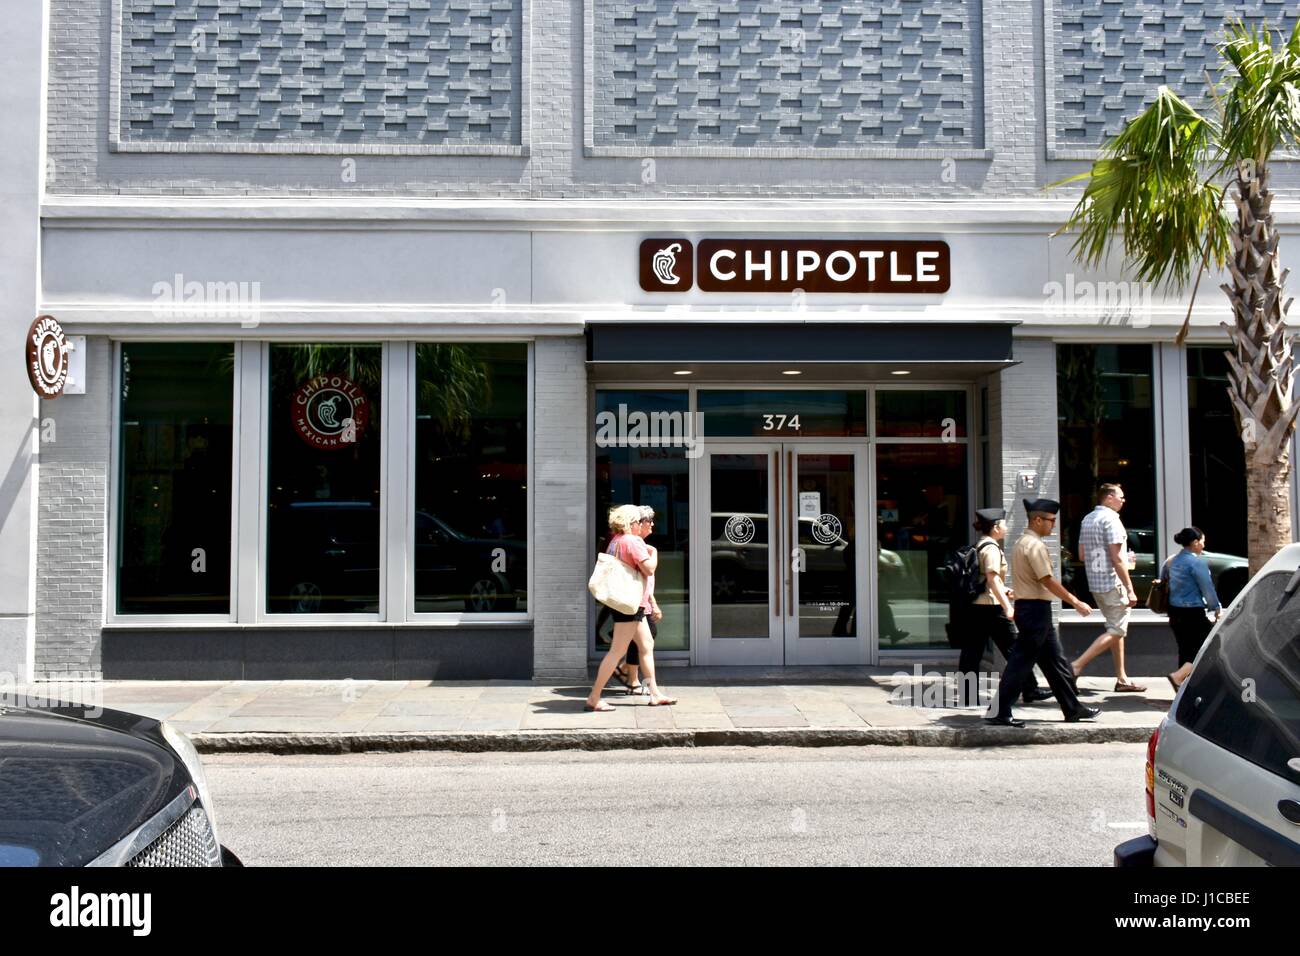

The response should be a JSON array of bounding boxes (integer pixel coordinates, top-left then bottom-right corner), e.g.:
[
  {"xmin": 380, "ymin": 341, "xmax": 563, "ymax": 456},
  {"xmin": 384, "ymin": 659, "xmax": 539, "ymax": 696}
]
[
  {"xmin": 585, "ymin": 504, "xmax": 677, "ymax": 711},
  {"xmin": 610, "ymin": 506, "xmax": 662, "ymax": 694},
  {"xmin": 1163, "ymin": 526, "xmax": 1222, "ymax": 690}
]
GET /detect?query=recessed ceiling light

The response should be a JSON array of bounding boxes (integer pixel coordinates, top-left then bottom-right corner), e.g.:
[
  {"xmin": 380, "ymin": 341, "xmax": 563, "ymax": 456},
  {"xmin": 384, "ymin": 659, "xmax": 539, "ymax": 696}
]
[
  {"xmin": 782, "ymin": 370, "xmax": 802, "ymax": 376},
  {"xmin": 673, "ymin": 370, "xmax": 693, "ymax": 376},
  {"xmin": 891, "ymin": 370, "xmax": 911, "ymax": 376}
]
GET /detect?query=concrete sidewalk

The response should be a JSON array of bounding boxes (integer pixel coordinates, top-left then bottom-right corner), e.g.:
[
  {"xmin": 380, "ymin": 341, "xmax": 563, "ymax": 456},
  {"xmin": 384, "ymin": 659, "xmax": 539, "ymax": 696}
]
[{"xmin": 13, "ymin": 669, "xmax": 1173, "ymax": 753}]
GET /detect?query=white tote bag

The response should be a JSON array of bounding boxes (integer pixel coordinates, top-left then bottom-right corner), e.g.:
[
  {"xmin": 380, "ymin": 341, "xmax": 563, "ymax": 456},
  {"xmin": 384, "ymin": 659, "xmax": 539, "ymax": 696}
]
[{"xmin": 588, "ymin": 541, "xmax": 643, "ymax": 614}]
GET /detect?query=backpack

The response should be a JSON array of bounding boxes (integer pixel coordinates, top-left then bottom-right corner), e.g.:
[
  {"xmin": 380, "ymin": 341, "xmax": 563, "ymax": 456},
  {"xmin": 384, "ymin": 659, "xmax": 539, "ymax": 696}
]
[{"xmin": 944, "ymin": 541, "xmax": 998, "ymax": 608}]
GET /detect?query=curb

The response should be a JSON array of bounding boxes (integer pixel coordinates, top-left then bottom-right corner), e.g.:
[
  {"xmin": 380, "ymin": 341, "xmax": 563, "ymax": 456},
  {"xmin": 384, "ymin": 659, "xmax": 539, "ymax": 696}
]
[{"xmin": 192, "ymin": 723, "xmax": 1158, "ymax": 755}]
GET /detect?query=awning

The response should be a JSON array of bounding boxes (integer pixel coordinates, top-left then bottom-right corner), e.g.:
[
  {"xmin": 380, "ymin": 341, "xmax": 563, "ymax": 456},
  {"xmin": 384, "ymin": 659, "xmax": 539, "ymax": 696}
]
[{"xmin": 586, "ymin": 320, "xmax": 1018, "ymax": 382}]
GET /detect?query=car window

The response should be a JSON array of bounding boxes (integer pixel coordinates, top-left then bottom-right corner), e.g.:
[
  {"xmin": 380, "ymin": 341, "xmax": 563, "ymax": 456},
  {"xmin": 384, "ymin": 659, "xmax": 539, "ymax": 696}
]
[{"xmin": 1176, "ymin": 570, "xmax": 1300, "ymax": 780}]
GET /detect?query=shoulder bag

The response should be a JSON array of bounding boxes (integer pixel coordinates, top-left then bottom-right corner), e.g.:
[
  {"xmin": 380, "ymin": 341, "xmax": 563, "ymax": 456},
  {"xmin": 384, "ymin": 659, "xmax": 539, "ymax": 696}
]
[
  {"xmin": 1145, "ymin": 555, "xmax": 1175, "ymax": 615},
  {"xmin": 587, "ymin": 536, "xmax": 644, "ymax": 615}
]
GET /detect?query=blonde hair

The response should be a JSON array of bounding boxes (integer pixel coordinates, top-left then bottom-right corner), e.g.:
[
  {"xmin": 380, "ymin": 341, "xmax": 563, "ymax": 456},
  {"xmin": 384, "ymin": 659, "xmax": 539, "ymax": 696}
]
[{"xmin": 608, "ymin": 504, "xmax": 642, "ymax": 534}]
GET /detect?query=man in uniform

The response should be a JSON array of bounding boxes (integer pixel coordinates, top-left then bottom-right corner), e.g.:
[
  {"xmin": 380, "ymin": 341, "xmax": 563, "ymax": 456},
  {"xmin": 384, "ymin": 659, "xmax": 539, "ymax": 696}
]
[{"xmin": 986, "ymin": 498, "xmax": 1102, "ymax": 727}]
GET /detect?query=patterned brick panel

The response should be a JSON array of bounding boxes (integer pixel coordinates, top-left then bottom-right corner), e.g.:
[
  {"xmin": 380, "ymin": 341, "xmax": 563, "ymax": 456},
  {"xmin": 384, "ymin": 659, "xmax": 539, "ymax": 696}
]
[
  {"xmin": 112, "ymin": 0, "xmax": 523, "ymax": 153},
  {"xmin": 588, "ymin": 0, "xmax": 985, "ymax": 155},
  {"xmin": 1048, "ymin": 0, "xmax": 1299, "ymax": 158}
]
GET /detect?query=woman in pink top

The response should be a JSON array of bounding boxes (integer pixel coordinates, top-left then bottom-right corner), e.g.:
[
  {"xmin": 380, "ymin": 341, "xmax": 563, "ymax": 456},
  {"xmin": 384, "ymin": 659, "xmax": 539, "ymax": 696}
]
[{"xmin": 585, "ymin": 504, "xmax": 677, "ymax": 710}]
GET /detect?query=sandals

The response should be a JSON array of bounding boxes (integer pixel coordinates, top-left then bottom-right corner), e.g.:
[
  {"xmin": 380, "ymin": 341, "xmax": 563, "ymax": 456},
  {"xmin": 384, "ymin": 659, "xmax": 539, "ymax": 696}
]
[
  {"xmin": 584, "ymin": 701, "xmax": 615, "ymax": 712},
  {"xmin": 611, "ymin": 664, "xmax": 635, "ymax": 692},
  {"xmin": 1167, "ymin": 673, "xmax": 1183, "ymax": 692},
  {"xmin": 1113, "ymin": 681, "xmax": 1147, "ymax": 693},
  {"xmin": 647, "ymin": 696, "xmax": 678, "ymax": 707}
]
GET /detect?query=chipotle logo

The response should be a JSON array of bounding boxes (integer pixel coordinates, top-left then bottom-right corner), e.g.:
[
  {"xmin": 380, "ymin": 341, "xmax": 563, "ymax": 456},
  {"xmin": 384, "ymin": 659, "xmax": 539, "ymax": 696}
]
[
  {"xmin": 292, "ymin": 374, "xmax": 369, "ymax": 449},
  {"xmin": 26, "ymin": 315, "xmax": 70, "ymax": 399},
  {"xmin": 639, "ymin": 238, "xmax": 950, "ymax": 294}
]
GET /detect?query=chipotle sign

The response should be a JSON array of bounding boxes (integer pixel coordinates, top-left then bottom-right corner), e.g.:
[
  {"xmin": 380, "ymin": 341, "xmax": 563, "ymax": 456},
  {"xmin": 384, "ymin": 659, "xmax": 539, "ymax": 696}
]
[{"xmin": 639, "ymin": 238, "xmax": 949, "ymax": 294}]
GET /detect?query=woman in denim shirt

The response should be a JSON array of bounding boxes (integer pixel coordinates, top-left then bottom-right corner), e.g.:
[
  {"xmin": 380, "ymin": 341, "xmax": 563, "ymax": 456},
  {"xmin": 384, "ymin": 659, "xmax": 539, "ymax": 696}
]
[{"xmin": 1163, "ymin": 526, "xmax": 1222, "ymax": 689}]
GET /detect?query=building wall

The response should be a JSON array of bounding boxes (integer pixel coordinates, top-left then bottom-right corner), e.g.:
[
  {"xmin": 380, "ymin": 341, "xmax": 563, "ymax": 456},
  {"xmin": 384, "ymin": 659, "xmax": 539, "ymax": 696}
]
[
  {"xmin": 531, "ymin": 335, "xmax": 589, "ymax": 679},
  {"xmin": 46, "ymin": 0, "xmax": 1300, "ymax": 198},
  {"xmin": 35, "ymin": 337, "xmax": 113, "ymax": 677}
]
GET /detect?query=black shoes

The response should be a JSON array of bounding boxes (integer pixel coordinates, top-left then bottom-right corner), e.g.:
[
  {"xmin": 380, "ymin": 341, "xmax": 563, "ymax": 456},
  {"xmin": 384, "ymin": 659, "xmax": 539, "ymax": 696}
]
[
  {"xmin": 1022, "ymin": 688, "xmax": 1055, "ymax": 703},
  {"xmin": 984, "ymin": 715, "xmax": 1026, "ymax": 728},
  {"xmin": 1064, "ymin": 706, "xmax": 1102, "ymax": 722}
]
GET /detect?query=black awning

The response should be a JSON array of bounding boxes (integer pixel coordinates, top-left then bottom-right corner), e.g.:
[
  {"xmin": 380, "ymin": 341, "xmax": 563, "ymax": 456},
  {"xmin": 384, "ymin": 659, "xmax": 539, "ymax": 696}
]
[{"xmin": 586, "ymin": 321, "xmax": 1016, "ymax": 365}]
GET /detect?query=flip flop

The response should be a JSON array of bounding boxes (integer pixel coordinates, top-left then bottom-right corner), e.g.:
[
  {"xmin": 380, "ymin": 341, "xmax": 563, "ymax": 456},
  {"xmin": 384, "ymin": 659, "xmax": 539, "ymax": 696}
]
[
  {"xmin": 647, "ymin": 697, "xmax": 677, "ymax": 707},
  {"xmin": 1166, "ymin": 674, "xmax": 1182, "ymax": 692},
  {"xmin": 611, "ymin": 664, "xmax": 634, "ymax": 691},
  {"xmin": 584, "ymin": 701, "xmax": 615, "ymax": 712},
  {"xmin": 1113, "ymin": 681, "xmax": 1147, "ymax": 693}
]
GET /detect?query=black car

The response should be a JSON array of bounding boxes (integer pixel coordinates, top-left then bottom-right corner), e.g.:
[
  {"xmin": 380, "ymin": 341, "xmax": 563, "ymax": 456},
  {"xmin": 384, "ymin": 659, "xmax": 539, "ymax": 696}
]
[{"xmin": 0, "ymin": 701, "xmax": 240, "ymax": 867}]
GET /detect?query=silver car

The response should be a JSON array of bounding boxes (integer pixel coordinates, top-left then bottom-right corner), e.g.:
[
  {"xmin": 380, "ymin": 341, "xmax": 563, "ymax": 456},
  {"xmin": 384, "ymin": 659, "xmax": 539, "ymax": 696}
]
[{"xmin": 1115, "ymin": 543, "xmax": 1300, "ymax": 866}]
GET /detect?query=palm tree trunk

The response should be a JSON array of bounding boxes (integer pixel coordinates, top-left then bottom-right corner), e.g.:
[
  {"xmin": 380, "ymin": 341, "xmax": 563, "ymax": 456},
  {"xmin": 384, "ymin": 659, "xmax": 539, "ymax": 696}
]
[{"xmin": 1221, "ymin": 159, "xmax": 1300, "ymax": 575}]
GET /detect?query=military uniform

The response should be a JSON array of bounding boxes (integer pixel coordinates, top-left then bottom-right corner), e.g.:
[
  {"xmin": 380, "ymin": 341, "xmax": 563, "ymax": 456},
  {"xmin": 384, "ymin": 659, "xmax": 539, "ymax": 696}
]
[{"xmin": 989, "ymin": 499, "xmax": 1098, "ymax": 726}]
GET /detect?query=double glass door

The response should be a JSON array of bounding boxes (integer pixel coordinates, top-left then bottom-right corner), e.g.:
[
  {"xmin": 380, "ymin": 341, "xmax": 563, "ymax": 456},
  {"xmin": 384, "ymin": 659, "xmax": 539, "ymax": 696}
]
[{"xmin": 696, "ymin": 443, "xmax": 867, "ymax": 665}]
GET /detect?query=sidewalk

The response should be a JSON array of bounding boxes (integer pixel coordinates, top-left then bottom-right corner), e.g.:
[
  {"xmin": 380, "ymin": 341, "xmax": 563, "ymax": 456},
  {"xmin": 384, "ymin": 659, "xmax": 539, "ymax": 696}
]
[{"xmin": 14, "ymin": 669, "xmax": 1172, "ymax": 753}]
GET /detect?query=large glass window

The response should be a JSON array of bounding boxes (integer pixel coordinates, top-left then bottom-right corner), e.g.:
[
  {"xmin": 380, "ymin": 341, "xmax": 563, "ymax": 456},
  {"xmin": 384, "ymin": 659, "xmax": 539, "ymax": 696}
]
[
  {"xmin": 117, "ymin": 343, "xmax": 234, "ymax": 614},
  {"xmin": 1188, "ymin": 347, "xmax": 1250, "ymax": 606},
  {"xmin": 699, "ymin": 390, "xmax": 866, "ymax": 437},
  {"xmin": 594, "ymin": 391, "xmax": 690, "ymax": 651},
  {"xmin": 876, "ymin": 389, "xmax": 967, "ymax": 438},
  {"xmin": 413, "ymin": 343, "xmax": 528, "ymax": 613},
  {"xmin": 1057, "ymin": 344, "xmax": 1157, "ymax": 604},
  {"xmin": 876, "ymin": 442, "xmax": 969, "ymax": 649},
  {"xmin": 266, "ymin": 344, "xmax": 382, "ymax": 614}
]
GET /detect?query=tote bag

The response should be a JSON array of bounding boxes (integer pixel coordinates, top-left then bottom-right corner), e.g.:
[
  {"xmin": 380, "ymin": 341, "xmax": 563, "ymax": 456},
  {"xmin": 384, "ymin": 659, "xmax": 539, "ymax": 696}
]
[{"xmin": 588, "ymin": 539, "xmax": 643, "ymax": 614}]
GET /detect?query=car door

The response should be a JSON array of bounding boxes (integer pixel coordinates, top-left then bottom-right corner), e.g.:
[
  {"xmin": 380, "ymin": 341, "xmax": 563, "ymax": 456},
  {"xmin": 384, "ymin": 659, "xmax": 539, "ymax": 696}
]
[{"xmin": 1153, "ymin": 565, "xmax": 1300, "ymax": 865}]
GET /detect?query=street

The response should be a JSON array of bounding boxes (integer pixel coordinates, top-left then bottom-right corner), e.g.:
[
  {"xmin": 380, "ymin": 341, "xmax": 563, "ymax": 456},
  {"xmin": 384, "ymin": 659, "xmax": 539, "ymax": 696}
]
[{"xmin": 205, "ymin": 743, "xmax": 1149, "ymax": 866}]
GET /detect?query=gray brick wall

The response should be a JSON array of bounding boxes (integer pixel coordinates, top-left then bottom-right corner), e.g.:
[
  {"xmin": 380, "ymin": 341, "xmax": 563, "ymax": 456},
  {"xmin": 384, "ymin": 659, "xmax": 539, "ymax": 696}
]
[
  {"xmin": 1048, "ymin": 0, "xmax": 1299, "ymax": 158},
  {"xmin": 996, "ymin": 338, "xmax": 1062, "ymax": 606},
  {"xmin": 588, "ymin": 0, "xmax": 984, "ymax": 156},
  {"xmin": 530, "ymin": 336, "xmax": 589, "ymax": 680},
  {"xmin": 35, "ymin": 337, "xmax": 112, "ymax": 677},
  {"xmin": 113, "ymin": 0, "xmax": 523, "ymax": 154},
  {"xmin": 45, "ymin": 0, "xmax": 1300, "ymax": 197}
]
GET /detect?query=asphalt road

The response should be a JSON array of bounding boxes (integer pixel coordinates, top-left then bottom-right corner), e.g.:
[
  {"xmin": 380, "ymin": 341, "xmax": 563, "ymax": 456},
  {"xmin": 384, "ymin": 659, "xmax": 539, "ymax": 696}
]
[{"xmin": 203, "ymin": 743, "xmax": 1149, "ymax": 866}]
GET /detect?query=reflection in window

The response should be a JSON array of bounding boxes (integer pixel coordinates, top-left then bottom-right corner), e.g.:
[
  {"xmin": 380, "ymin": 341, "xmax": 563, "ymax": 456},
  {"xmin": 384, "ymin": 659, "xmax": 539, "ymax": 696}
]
[
  {"xmin": 594, "ymin": 391, "xmax": 690, "ymax": 651},
  {"xmin": 414, "ymin": 344, "xmax": 528, "ymax": 613},
  {"xmin": 876, "ymin": 443, "xmax": 969, "ymax": 648},
  {"xmin": 876, "ymin": 389, "xmax": 967, "ymax": 438},
  {"xmin": 117, "ymin": 343, "xmax": 233, "ymax": 614},
  {"xmin": 1057, "ymin": 344, "xmax": 1157, "ymax": 604},
  {"xmin": 266, "ymin": 344, "xmax": 382, "ymax": 614},
  {"xmin": 1187, "ymin": 347, "xmax": 1249, "ymax": 605}
]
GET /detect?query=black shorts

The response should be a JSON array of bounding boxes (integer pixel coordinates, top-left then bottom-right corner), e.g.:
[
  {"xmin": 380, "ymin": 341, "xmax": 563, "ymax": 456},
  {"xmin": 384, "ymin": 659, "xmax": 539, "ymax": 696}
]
[{"xmin": 610, "ymin": 607, "xmax": 646, "ymax": 623}]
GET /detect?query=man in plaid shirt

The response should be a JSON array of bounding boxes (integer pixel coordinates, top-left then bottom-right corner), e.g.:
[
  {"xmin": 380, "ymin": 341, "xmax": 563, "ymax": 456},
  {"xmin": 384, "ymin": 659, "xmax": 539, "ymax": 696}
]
[{"xmin": 1069, "ymin": 483, "xmax": 1146, "ymax": 693}]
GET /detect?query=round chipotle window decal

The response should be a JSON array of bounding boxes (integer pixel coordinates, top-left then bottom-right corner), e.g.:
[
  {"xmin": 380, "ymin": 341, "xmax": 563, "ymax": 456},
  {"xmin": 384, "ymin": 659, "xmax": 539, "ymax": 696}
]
[
  {"xmin": 292, "ymin": 373, "xmax": 369, "ymax": 449},
  {"xmin": 26, "ymin": 315, "xmax": 70, "ymax": 399}
]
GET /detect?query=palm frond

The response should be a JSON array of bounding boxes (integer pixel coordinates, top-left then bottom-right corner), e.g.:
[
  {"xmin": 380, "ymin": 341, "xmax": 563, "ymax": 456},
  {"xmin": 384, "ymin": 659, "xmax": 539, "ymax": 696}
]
[
  {"xmin": 1051, "ymin": 85, "xmax": 1231, "ymax": 291},
  {"xmin": 1217, "ymin": 19, "xmax": 1300, "ymax": 166}
]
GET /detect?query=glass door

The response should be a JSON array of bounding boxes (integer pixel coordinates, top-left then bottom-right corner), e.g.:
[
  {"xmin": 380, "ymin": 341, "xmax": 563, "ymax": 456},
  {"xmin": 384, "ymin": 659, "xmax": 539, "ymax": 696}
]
[{"xmin": 696, "ymin": 443, "xmax": 867, "ymax": 665}]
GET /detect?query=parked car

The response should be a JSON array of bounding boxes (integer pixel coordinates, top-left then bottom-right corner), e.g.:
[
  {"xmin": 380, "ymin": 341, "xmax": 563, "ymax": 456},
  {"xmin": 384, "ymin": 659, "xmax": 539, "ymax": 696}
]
[
  {"xmin": 1063, "ymin": 527, "xmax": 1249, "ymax": 606},
  {"xmin": 267, "ymin": 502, "xmax": 525, "ymax": 613},
  {"xmin": 1114, "ymin": 543, "xmax": 1300, "ymax": 866},
  {"xmin": 0, "ymin": 701, "xmax": 241, "ymax": 866}
]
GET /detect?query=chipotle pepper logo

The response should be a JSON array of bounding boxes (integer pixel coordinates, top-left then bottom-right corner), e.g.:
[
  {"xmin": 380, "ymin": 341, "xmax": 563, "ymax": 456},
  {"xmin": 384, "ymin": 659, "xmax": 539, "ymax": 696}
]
[
  {"xmin": 292, "ymin": 374, "xmax": 369, "ymax": 449},
  {"xmin": 26, "ymin": 315, "xmax": 70, "ymax": 399}
]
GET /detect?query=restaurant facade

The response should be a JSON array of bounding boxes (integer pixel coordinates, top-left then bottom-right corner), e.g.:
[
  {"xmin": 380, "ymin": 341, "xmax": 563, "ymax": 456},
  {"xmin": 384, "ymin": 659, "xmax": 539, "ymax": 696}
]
[{"xmin": 4, "ymin": 0, "xmax": 1298, "ymax": 681}]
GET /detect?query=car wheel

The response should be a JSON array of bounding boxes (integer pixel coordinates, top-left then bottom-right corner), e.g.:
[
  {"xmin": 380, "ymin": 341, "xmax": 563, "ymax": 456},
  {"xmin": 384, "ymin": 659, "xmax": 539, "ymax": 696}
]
[
  {"xmin": 465, "ymin": 576, "xmax": 517, "ymax": 613},
  {"xmin": 289, "ymin": 581, "xmax": 323, "ymax": 614},
  {"xmin": 713, "ymin": 564, "xmax": 741, "ymax": 601}
]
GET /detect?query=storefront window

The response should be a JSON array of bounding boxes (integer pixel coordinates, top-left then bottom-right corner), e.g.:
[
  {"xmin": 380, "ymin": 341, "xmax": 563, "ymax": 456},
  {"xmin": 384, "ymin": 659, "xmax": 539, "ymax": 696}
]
[
  {"xmin": 266, "ymin": 344, "xmax": 382, "ymax": 614},
  {"xmin": 413, "ymin": 343, "xmax": 528, "ymax": 613},
  {"xmin": 876, "ymin": 442, "xmax": 969, "ymax": 649},
  {"xmin": 1056, "ymin": 344, "xmax": 1157, "ymax": 604},
  {"xmin": 699, "ymin": 389, "xmax": 867, "ymax": 437},
  {"xmin": 876, "ymin": 389, "xmax": 967, "ymax": 438},
  {"xmin": 117, "ymin": 343, "xmax": 234, "ymax": 614},
  {"xmin": 1187, "ymin": 346, "xmax": 1249, "ymax": 605},
  {"xmin": 594, "ymin": 391, "xmax": 690, "ymax": 651}
]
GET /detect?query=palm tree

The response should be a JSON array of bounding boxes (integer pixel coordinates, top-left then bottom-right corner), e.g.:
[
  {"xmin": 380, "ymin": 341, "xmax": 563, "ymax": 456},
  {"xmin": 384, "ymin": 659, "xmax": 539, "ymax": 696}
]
[{"xmin": 1055, "ymin": 21, "xmax": 1300, "ymax": 575}]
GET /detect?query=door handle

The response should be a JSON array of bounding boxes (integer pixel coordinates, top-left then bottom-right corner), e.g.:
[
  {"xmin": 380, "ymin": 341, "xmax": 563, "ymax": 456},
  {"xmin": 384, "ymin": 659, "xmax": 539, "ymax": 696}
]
[
  {"xmin": 787, "ymin": 450, "xmax": 795, "ymax": 610},
  {"xmin": 1280, "ymin": 799, "xmax": 1300, "ymax": 825},
  {"xmin": 772, "ymin": 450, "xmax": 780, "ymax": 618}
]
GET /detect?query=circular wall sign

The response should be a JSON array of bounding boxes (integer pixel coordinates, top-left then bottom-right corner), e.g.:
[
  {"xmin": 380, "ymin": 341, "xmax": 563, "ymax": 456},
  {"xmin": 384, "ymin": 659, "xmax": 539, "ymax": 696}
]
[
  {"xmin": 724, "ymin": 514, "xmax": 756, "ymax": 546},
  {"xmin": 26, "ymin": 315, "xmax": 69, "ymax": 399},
  {"xmin": 291, "ymin": 373, "xmax": 370, "ymax": 450},
  {"xmin": 812, "ymin": 514, "xmax": 842, "ymax": 545}
]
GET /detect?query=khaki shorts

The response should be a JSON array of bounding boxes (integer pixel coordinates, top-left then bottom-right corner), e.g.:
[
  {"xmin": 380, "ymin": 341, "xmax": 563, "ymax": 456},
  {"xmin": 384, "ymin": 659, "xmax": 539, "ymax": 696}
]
[{"xmin": 1095, "ymin": 586, "xmax": 1131, "ymax": 636}]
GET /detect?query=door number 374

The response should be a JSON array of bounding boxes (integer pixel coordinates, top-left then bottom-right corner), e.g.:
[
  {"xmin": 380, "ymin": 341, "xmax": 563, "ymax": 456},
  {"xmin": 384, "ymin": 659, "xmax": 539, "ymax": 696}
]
[{"xmin": 762, "ymin": 414, "xmax": 802, "ymax": 431}]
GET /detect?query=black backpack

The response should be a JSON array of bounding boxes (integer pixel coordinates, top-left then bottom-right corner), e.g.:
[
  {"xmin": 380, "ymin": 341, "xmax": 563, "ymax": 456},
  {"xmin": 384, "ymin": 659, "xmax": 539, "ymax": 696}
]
[{"xmin": 944, "ymin": 541, "xmax": 998, "ymax": 608}]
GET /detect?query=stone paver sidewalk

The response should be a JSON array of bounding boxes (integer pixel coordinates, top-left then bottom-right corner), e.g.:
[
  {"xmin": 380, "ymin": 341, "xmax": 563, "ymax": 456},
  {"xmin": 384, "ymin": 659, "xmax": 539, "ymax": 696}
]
[{"xmin": 12, "ymin": 669, "xmax": 1172, "ymax": 750}]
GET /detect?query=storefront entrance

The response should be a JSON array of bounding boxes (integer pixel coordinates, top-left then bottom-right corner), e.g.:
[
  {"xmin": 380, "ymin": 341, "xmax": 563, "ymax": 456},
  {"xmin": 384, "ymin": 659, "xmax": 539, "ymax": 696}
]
[{"xmin": 695, "ymin": 442, "xmax": 869, "ymax": 665}]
